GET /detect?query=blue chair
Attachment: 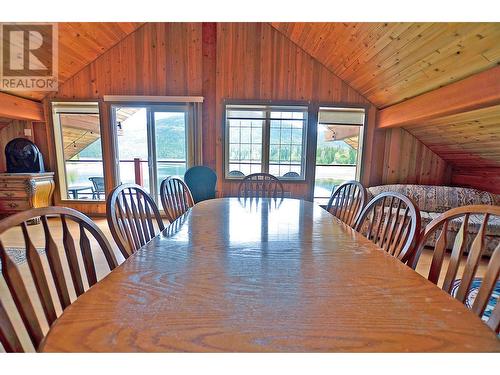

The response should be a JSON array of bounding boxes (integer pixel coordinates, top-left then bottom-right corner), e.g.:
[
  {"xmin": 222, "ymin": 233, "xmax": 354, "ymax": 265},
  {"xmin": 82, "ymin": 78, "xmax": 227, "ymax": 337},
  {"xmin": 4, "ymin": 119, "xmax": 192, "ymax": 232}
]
[{"xmin": 184, "ymin": 166, "xmax": 217, "ymax": 203}]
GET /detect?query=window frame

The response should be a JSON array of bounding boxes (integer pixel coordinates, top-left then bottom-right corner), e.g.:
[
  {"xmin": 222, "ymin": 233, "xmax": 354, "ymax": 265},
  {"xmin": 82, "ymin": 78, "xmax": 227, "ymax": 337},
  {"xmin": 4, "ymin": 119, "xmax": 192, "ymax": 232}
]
[
  {"xmin": 312, "ymin": 103, "xmax": 369, "ymax": 203},
  {"xmin": 51, "ymin": 101, "xmax": 106, "ymax": 202},
  {"xmin": 223, "ymin": 99, "xmax": 310, "ymax": 182}
]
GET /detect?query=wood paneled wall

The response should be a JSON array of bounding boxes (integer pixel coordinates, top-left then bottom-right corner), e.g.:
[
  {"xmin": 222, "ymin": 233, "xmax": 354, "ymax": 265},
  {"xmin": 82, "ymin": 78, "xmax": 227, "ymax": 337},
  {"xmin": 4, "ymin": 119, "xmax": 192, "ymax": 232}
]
[
  {"xmin": 451, "ymin": 167, "xmax": 500, "ymax": 194},
  {"xmin": 214, "ymin": 23, "xmax": 385, "ymax": 197},
  {"xmin": 48, "ymin": 23, "xmax": 203, "ymax": 98},
  {"xmin": 42, "ymin": 21, "xmax": 386, "ymax": 208},
  {"xmin": 42, "ymin": 23, "xmax": 203, "ymax": 212},
  {"xmin": 38, "ymin": 22, "xmax": 465, "ymax": 208},
  {"xmin": 382, "ymin": 128, "xmax": 452, "ymax": 186},
  {"xmin": 0, "ymin": 120, "xmax": 34, "ymax": 172}
]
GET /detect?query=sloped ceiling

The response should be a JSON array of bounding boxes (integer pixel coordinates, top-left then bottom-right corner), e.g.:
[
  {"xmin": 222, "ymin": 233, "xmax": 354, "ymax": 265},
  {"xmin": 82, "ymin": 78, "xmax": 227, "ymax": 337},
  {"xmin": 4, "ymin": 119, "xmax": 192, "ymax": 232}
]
[
  {"xmin": 2, "ymin": 22, "xmax": 144, "ymax": 101},
  {"xmin": 404, "ymin": 105, "xmax": 500, "ymax": 168},
  {"xmin": 270, "ymin": 22, "xmax": 500, "ymax": 171},
  {"xmin": 270, "ymin": 22, "xmax": 500, "ymax": 109}
]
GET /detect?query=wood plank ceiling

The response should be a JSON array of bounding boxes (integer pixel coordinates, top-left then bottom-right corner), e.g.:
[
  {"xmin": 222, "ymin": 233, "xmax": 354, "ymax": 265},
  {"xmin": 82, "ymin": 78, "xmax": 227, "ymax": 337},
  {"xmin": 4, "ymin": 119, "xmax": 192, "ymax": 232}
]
[
  {"xmin": 2, "ymin": 22, "xmax": 144, "ymax": 101},
  {"xmin": 405, "ymin": 105, "xmax": 500, "ymax": 168},
  {"xmin": 60, "ymin": 113, "xmax": 100, "ymax": 159},
  {"xmin": 270, "ymin": 22, "xmax": 500, "ymax": 108},
  {"xmin": 271, "ymin": 22, "xmax": 500, "ymax": 171}
]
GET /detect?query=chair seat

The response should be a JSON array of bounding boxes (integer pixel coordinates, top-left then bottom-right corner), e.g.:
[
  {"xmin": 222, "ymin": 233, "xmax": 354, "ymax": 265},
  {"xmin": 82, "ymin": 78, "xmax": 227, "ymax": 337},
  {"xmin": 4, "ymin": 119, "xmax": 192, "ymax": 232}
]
[{"xmin": 451, "ymin": 278, "xmax": 500, "ymax": 327}]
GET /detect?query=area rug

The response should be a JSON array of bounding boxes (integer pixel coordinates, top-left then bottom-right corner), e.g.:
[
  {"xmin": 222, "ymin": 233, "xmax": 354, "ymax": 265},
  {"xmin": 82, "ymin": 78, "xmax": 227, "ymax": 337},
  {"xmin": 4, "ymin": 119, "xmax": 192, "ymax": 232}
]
[
  {"xmin": 451, "ymin": 278, "xmax": 500, "ymax": 325},
  {"xmin": 0, "ymin": 247, "xmax": 46, "ymax": 272}
]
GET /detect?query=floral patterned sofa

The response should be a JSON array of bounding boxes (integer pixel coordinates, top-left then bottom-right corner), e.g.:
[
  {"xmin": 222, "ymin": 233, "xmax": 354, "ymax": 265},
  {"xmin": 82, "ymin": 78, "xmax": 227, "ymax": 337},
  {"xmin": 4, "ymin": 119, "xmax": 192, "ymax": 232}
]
[{"xmin": 366, "ymin": 184, "xmax": 500, "ymax": 256}]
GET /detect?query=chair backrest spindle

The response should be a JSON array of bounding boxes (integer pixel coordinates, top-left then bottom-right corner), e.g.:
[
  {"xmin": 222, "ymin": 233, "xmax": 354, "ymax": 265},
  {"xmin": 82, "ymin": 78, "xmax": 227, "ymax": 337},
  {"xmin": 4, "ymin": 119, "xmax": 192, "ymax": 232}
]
[
  {"xmin": 160, "ymin": 177, "xmax": 194, "ymax": 222},
  {"xmin": 237, "ymin": 173, "xmax": 284, "ymax": 200},
  {"xmin": 107, "ymin": 183, "xmax": 165, "ymax": 259},
  {"xmin": 410, "ymin": 205, "xmax": 500, "ymax": 334},
  {"xmin": 0, "ymin": 206, "xmax": 118, "ymax": 352},
  {"xmin": 354, "ymin": 192, "xmax": 421, "ymax": 263},
  {"xmin": 326, "ymin": 181, "xmax": 367, "ymax": 227}
]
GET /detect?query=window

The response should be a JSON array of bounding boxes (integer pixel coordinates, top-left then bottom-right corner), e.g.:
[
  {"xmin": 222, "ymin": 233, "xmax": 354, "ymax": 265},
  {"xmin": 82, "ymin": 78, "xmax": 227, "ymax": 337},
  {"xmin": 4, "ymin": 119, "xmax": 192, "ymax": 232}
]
[
  {"xmin": 313, "ymin": 107, "xmax": 365, "ymax": 204},
  {"xmin": 52, "ymin": 102, "xmax": 105, "ymax": 201},
  {"xmin": 224, "ymin": 103, "xmax": 308, "ymax": 180}
]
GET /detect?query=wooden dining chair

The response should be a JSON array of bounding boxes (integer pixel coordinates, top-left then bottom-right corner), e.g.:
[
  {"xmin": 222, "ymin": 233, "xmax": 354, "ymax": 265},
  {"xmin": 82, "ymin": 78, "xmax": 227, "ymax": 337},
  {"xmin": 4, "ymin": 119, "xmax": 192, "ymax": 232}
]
[
  {"xmin": 0, "ymin": 298, "xmax": 24, "ymax": 353},
  {"xmin": 106, "ymin": 183, "xmax": 165, "ymax": 259},
  {"xmin": 326, "ymin": 180, "xmax": 367, "ymax": 227},
  {"xmin": 0, "ymin": 206, "xmax": 118, "ymax": 352},
  {"xmin": 160, "ymin": 177, "xmax": 194, "ymax": 222},
  {"xmin": 237, "ymin": 173, "xmax": 284, "ymax": 199},
  {"xmin": 354, "ymin": 192, "xmax": 421, "ymax": 263},
  {"xmin": 409, "ymin": 205, "xmax": 500, "ymax": 334}
]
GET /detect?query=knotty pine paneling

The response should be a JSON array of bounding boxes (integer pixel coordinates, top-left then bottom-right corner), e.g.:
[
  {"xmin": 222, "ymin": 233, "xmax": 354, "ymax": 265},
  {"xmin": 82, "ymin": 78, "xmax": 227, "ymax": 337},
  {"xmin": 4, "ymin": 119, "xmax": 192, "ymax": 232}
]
[
  {"xmin": 382, "ymin": 128, "xmax": 452, "ymax": 186},
  {"xmin": 202, "ymin": 23, "xmax": 217, "ymax": 169},
  {"xmin": 46, "ymin": 22, "xmax": 385, "ymax": 208},
  {"xmin": 215, "ymin": 23, "xmax": 386, "ymax": 198},
  {"xmin": 404, "ymin": 104, "xmax": 500, "ymax": 169},
  {"xmin": 42, "ymin": 23, "xmax": 203, "ymax": 212},
  {"xmin": 48, "ymin": 23, "xmax": 203, "ymax": 99},
  {"xmin": 271, "ymin": 23, "xmax": 500, "ymax": 108},
  {"xmin": 6, "ymin": 23, "xmax": 144, "ymax": 101},
  {"xmin": 451, "ymin": 167, "xmax": 500, "ymax": 194},
  {"xmin": 32, "ymin": 121, "xmax": 50, "ymax": 174}
]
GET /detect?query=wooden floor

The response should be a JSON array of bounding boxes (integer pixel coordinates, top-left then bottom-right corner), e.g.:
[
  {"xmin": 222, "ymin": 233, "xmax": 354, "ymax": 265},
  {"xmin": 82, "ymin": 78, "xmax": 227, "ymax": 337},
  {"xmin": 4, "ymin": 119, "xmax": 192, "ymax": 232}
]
[{"xmin": 0, "ymin": 217, "xmax": 490, "ymax": 352}]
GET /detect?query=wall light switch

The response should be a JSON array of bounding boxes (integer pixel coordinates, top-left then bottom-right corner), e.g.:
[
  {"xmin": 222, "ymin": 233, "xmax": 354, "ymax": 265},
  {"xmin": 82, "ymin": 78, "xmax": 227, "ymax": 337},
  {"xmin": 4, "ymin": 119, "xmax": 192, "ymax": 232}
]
[{"xmin": 24, "ymin": 128, "xmax": 32, "ymax": 137}]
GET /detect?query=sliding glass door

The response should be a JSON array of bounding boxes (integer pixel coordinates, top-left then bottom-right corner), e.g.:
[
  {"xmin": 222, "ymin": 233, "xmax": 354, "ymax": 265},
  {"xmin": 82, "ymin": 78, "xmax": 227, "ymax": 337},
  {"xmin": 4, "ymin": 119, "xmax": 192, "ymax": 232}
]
[
  {"xmin": 313, "ymin": 107, "xmax": 366, "ymax": 205},
  {"xmin": 111, "ymin": 104, "xmax": 190, "ymax": 202},
  {"xmin": 153, "ymin": 111, "xmax": 188, "ymax": 198}
]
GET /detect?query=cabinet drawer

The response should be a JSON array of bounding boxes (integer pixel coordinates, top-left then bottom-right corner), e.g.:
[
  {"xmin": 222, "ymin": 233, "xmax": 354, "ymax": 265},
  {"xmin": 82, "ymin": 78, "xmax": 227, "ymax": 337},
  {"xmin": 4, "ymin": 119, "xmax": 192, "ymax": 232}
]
[
  {"xmin": 0, "ymin": 200, "xmax": 31, "ymax": 211},
  {"xmin": 0, "ymin": 181, "xmax": 28, "ymax": 190},
  {"xmin": 0, "ymin": 190, "xmax": 28, "ymax": 199}
]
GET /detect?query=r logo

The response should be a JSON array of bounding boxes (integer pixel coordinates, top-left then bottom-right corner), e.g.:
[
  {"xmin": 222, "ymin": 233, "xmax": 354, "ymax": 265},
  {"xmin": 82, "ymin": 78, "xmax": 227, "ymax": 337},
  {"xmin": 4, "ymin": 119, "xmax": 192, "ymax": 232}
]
[
  {"xmin": 2, "ymin": 24, "xmax": 53, "ymax": 76},
  {"xmin": 0, "ymin": 23, "xmax": 57, "ymax": 91}
]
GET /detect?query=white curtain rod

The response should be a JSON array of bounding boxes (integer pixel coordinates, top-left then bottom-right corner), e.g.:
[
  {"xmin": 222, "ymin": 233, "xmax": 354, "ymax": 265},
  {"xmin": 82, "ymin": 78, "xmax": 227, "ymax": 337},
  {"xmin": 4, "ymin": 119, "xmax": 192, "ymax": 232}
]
[{"xmin": 103, "ymin": 95, "xmax": 204, "ymax": 103}]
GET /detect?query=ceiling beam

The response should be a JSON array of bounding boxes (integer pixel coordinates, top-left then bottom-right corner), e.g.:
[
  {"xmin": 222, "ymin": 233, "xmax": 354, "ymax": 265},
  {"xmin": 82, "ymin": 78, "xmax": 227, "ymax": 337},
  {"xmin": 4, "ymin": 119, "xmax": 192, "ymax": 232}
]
[
  {"xmin": 378, "ymin": 65, "xmax": 500, "ymax": 129},
  {"xmin": 0, "ymin": 92, "xmax": 45, "ymax": 121}
]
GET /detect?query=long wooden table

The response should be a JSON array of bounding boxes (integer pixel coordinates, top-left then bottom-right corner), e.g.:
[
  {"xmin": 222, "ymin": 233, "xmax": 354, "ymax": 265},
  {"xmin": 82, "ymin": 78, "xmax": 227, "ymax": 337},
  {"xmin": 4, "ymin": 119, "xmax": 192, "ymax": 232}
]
[{"xmin": 41, "ymin": 198, "xmax": 500, "ymax": 352}]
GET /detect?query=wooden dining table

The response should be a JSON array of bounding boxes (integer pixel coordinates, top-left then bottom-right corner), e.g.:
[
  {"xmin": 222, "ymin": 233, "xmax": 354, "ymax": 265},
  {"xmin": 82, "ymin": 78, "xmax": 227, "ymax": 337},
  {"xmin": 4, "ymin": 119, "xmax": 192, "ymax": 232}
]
[{"xmin": 40, "ymin": 198, "xmax": 500, "ymax": 352}]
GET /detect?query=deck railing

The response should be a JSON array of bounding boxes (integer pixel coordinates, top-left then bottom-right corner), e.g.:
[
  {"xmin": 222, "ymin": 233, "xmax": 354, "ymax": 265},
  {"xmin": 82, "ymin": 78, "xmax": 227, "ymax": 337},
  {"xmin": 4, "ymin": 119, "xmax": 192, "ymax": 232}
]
[{"xmin": 64, "ymin": 158, "xmax": 186, "ymax": 199}]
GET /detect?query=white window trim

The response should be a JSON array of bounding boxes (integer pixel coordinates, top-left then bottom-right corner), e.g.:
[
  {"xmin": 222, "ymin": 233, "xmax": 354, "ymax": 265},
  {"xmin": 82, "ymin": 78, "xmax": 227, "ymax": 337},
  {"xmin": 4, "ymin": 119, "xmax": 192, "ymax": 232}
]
[
  {"xmin": 104, "ymin": 95, "xmax": 204, "ymax": 103},
  {"xmin": 224, "ymin": 103, "xmax": 309, "ymax": 181}
]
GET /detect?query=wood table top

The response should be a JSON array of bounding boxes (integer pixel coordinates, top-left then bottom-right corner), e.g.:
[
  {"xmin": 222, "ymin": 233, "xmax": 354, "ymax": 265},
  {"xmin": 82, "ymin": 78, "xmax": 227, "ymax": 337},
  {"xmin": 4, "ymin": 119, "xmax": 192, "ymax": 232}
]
[{"xmin": 41, "ymin": 198, "xmax": 500, "ymax": 352}]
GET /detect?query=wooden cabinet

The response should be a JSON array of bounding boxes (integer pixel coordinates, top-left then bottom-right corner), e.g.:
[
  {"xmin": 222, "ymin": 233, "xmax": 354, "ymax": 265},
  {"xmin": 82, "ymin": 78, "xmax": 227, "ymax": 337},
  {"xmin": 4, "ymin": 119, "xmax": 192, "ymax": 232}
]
[{"xmin": 0, "ymin": 173, "xmax": 55, "ymax": 220}]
